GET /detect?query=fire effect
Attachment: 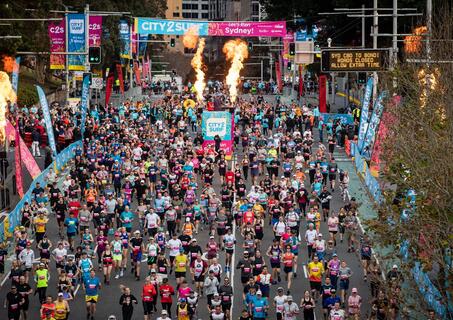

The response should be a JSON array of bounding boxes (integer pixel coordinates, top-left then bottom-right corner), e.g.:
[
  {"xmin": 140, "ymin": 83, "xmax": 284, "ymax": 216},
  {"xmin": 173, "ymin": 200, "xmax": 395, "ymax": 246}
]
[
  {"xmin": 223, "ymin": 39, "xmax": 249, "ymax": 103},
  {"xmin": 0, "ymin": 71, "xmax": 16, "ymax": 143},
  {"xmin": 2, "ymin": 56, "xmax": 14, "ymax": 73},
  {"xmin": 404, "ymin": 26, "xmax": 427, "ymax": 54},
  {"xmin": 182, "ymin": 25, "xmax": 199, "ymax": 49},
  {"xmin": 191, "ymin": 38, "xmax": 206, "ymax": 102}
]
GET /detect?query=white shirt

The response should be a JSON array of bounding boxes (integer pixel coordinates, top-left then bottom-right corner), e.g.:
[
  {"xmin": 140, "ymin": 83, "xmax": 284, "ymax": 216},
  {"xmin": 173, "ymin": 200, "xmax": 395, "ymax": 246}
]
[
  {"xmin": 167, "ymin": 239, "xmax": 182, "ymax": 256},
  {"xmin": 52, "ymin": 247, "xmax": 67, "ymax": 262},
  {"xmin": 145, "ymin": 212, "xmax": 160, "ymax": 229},
  {"xmin": 305, "ymin": 229, "xmax": 318, "ymax": 245},
  {"xmin": 274, "ymin": 221, "xmax": 286, "ymax": 236},
  {"xmin": 283, "ymin": 302, "xmax": 300, "ymax": 320},
  {"xmin": 274, "ymin": 295, "xmax": 287, "ymax": 314},
  {"xmin": 18, "ymin": 249, "xmax": 35, "ymax": 268}
]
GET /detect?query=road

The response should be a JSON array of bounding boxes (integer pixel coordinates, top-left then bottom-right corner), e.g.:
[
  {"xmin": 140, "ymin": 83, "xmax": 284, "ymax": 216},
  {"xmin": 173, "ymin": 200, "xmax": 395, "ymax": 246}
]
[{"xmin": 0, "ymin": 93, "xmax": 372, "ymax": 320}]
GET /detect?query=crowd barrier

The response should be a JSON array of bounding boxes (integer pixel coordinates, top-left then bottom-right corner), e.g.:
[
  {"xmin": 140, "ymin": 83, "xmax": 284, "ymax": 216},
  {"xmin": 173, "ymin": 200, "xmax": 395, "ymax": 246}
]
[
  {"xmin": 349, "ymin": 142, "xmax": 450, "ymax": 318},
  {"xmin": 0, "ymin": 140, "xmax": 82, "ymax": 241}
]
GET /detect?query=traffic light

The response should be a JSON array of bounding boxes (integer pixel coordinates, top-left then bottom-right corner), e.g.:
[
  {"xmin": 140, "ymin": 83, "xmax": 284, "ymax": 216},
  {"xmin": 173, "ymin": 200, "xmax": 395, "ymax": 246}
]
[
  {"xmin": 358, "ymin": 72, "xmax": 366, "ymax": 84},
  {"xmin": 289, "ymin": 42, "xmax": 295, "ymax": 56},
  {"xmin": 170, "ymin": 38, "xmax": 175, "ymax": 47},
  {"xmin": 88, "ymin": 47, "xmax": 101, "ymax": 64},
  {"xmin": 248, "ymin": 41, "xmax": 253, "ymax": 51},
  {"xmin": 287, "ymin": 62, "xmax": 292, "ymax": 70}
]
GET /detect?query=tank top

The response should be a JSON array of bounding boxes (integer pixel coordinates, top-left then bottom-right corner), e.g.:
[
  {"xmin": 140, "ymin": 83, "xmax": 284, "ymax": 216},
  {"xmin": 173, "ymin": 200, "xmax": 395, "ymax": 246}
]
[
  {"xmin": 112, "ymin": 241, "xmax": 122, "ymax": 255},
  {"xmin": 183, "ymin": 223, "xmax": 193, "ymax": 236},
  {"xmin": 157, "ymin": 258, "xmax": 168, "ymax": 274},
  {"xmin": 178, "ymin": 304, "xmax": 190, "ymax": 320},
  {"xmin": 54, "ymin": 300, "xmax": 67, "ymax": 319},
  {"xmin": 103, "ymin": 251, "xmax": 113, "ymax": 264}
]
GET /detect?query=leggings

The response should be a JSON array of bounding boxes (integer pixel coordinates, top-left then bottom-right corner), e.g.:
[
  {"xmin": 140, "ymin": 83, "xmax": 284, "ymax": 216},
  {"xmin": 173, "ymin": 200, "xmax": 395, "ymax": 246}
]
[{"xmin": 161, "ymin": 302, "xmax": 172, "ymax": 318}]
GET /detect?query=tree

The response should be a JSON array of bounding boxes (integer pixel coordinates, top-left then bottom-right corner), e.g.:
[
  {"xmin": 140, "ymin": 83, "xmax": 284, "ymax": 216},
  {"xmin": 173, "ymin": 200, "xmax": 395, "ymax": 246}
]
[{"xmin": 368, "ymin": 3, "xmax": 452, "ymax": 318}]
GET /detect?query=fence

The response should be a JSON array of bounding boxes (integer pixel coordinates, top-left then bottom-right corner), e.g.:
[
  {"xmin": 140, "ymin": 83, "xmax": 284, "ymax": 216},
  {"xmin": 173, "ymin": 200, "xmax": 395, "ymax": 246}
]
[
  {"xmin": 349, "ymin": 142, "xmax": 450, "ymax": 318},
  {"xmin": 0, "ymin": 140, "xmax": 82, "ymax": 241}
]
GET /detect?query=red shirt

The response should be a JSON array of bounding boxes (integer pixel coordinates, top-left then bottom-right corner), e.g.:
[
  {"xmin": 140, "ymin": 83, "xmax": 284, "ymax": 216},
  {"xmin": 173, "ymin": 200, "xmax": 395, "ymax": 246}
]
[
  {"xmin": 159, "ymin": 284, "xmax": 175, "ymax": 303},
  {"xmin": 142, "ymin": 283, "xmax": 157, "ymax": 302},
  {"xmin": 68, "ymin": 201, "xmax": 81, "ymax": 218},
  {"xmin": 225, "ymin": 171, "xmax": 235, "ymax": 184}
]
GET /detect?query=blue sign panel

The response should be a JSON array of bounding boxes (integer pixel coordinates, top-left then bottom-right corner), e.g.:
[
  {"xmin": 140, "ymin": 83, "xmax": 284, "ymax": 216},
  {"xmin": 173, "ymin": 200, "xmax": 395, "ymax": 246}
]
[{"xmin": 135, "ymin": 18, "xmax": 209, "ymax": 35}]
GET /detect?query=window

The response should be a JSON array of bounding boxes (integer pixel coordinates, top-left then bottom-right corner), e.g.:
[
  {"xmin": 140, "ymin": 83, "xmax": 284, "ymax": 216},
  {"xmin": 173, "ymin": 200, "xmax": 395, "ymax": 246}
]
[
  {"xmin": 202, "ymin": 13, "xmax": 208, "ymax": 19},
  {"xmin": 182, "ymin": 3, "xmax": 190, "ymax": 9},
  {"xmin": 173, "ymin": 12, "xmax": 180, "ymax": 17},
  {"xmin": 182, "ymin": 12, "xmax": 191, "ymax": 18},
  {"xmin": 202, "ymin": 4, "xmax": 208, "ymax": 10},
  {"xmin": 192, "ymin": 12, "xmax": 199, "ymax": 18},
  {"xmin": 191, "ymin": 4, "xmax": 198, "ymax": 9}
]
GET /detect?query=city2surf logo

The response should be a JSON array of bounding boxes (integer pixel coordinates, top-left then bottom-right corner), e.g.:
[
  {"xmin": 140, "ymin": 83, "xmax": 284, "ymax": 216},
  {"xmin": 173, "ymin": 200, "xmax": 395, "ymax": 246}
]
[
  {"xmin": 70, "ymin": 19, "xmax": 85, "ymax": 34},
  {"xmin": 206, "ymin": 118, "xmax": 227, "ymax": 137}
]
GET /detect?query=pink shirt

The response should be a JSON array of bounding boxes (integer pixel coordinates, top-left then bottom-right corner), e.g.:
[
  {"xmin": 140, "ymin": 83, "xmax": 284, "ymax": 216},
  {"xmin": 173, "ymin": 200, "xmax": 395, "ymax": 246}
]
[{"xmin": 348, "ymin": 294, "xmax": 362, "ymax": 314}]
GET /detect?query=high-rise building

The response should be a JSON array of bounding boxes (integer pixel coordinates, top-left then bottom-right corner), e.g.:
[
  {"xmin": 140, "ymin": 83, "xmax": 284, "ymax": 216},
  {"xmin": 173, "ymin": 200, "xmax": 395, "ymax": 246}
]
[
  {"xmin": 182, "ymin": 0, "xmax": 209, "ymax": 20},
  {"xmin": 240, "ymin": 0, "xmax": 261, "ymax": 21},
  {"xmin": 224, "ymin": 0, "xmax": 241, "ymax": 21},
  {"xmin": 209, "ymin": 0, "xmax": 227, "ymax": 21}
]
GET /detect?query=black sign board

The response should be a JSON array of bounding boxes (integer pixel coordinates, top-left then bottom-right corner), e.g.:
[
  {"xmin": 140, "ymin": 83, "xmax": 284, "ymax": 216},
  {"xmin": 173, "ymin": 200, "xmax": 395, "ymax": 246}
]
[{"xmin": 321, "ymin": 49, "xmax": 388, "ymax": 72}]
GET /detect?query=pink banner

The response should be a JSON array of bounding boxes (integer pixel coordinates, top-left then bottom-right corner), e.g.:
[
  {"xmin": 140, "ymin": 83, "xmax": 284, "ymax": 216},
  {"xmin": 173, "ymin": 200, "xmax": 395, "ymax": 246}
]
[
  {"xmin": 15, "ymin": 121, "xmax": 23, "ymax": 197},
  {"xmin": 48, "ymin": 19, "xmax": 65, "ymax": 70},
  {"xmin": 202, "ymin": 140, "xmax": 234, "ymax": 155},
  {"xmin": 283, "ymin": 32, "xmax": 294, "ymax": 62},
  {"xmin": 208, "ymin": 21, "xmax": 286, "ymax": 37},
  {"xmin": 89, "ymin": 16, "xmax": 103, "ymax": 47},
  {"xmin": 6, "ymin": 120, "xmax": 41, "ymax": 179}
]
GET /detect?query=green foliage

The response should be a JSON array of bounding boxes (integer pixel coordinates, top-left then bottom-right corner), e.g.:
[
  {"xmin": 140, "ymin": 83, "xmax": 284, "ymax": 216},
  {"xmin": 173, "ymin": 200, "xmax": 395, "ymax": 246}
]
[{"xmin": 17, "ymin": 83, "xmax": 39, "ymax": 107}]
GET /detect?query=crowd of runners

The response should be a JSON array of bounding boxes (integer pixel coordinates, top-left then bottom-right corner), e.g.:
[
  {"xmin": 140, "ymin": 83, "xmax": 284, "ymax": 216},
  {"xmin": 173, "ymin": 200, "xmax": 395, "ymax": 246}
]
[{"xmin": 2, "ymin": 86, "xmax": 407, "ymax": 320}]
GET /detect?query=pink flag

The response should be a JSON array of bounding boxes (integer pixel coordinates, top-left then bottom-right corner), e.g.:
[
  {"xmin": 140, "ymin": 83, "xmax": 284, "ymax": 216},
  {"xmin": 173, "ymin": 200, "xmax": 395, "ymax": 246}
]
[
  {"xmin": 15, "ymin": 121, "xmax": 23, "ymax": 197},
  {"xmin": 6, "ymin": 120, "xmax": 41, "ymax": 179}
]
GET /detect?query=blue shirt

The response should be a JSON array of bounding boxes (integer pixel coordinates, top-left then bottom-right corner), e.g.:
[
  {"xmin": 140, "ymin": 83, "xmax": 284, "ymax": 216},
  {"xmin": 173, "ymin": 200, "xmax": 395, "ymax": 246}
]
[
  {"xmin": 252, "ymin": 297, "xmax": 268, "ymax": 318},
  {"xmin": 121, "ymin": 211, "xmax": 134, "ymax": 227},
  {"xmin": 84, "ymin": 276, "xmax": 100, "ymax": 296},
  {"xmin": 64, "ymin": 217, "xmax": 78, "ymax": 234}
]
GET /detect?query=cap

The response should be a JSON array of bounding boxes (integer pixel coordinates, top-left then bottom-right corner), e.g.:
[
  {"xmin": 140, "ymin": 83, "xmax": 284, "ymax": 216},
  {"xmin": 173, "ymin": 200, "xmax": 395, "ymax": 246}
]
[
  {"xmin": 287, "ymin": 295, "xmax": 293, "ymax": 300},
  {"xmin": 209, "ymin": 235, "xmax": 214, "ymax": 239},
  {"xmin": 332, "ymin": 253, "xmax": 338, "ymax": 257},
  {"xmin": 392, "ymin": 264, "xmax": 398, "ymax": 269},
  {"xmin": 243, "ymin": 250, "xmax": 249, "ymax": 255},
  {"xmin": 214, "ymin": 293, "xmax": 219, "ymax": 297},
  {"xmin": 134, "ymin": 230, "xmax": 140, "ymax": 234},
  {"xmin": 318, "ymin": 233, "xmax": 323, "ymax": 237},
  {"xmin": 256, "ymin": 290, "xmax": 262, "ymax": 295},
  {"xmin": 150, "ymin": 269, "xmax": 156, "ymax": 273},
  {"xmin": 186, "ymin": 217, "xmax": 191, "ymax": 222},
  {"xmin": 39, "ymin": 262, "xmax": 45, "ymax": 266},
  {"xmin": 190, "ymin": 238, "xmax": 197, "ymax": 242},
  {"xmin": 352, "ymin": 288, "xmax": 358, "ymax": 293},
  {"xmin": 58, "ymin": 292, "xmax": 64, "ymax": 297},
  {"xmin": 161, "ymin": 310, "xmax": 168, "ymax": 315},
  {"xmin": 277, "ymin": 287, "xmax": 284, "ymax": 291},
  {"xmin": 114, "ymin": 232, "xmax": 120, "ymax": 236}
]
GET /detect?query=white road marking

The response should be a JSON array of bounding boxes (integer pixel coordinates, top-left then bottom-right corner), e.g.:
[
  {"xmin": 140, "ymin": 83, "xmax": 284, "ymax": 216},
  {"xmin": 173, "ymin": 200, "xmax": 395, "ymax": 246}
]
[
  {"xmin": 303, "ymin": 265, "xmax": 308, "ymax": 279},
  {"xmin": 230, "ymin": 157, "xmax": 236, "ymax": 316},
  {"xmin": 74, "ymin": 284, "xmax": 80, "ymax": 296},
  {"xmin": 0, "ymin": 271, "xmax": 10, "ymax": 286}
]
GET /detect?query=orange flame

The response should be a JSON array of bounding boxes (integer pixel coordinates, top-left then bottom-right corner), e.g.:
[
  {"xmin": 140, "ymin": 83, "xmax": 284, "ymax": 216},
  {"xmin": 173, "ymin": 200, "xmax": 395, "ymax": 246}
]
[
  {"xmin": 191, "ymin": 38, "xmax": 206, "ymax": 102},
  {"xmin": 223, "ymin": 39, "xmax": 249, "ymax": 103},
  {"xmin": 2, "ymin": 56, "xmax": 14, "ymax": 73},
  {"xmin": 0, "ymin": 71, "xmax": 17, "ymax": 142},
  {"xmin": 404, "ymin": 26, "xmax": 427, "ymax": 54},
  {"xmin": 183, "ymin": 25, "xmax": 199, "ymax": 49}
]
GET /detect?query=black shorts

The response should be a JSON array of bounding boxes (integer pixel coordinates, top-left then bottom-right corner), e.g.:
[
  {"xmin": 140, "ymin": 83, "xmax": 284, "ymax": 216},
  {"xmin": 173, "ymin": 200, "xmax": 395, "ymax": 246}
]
[
  {"xmin": 283, "ymin": 266, "xmax": 293, "ymax": 273},
  {"xmin": 175, "ymin": 271, "xmax": 186, "ymax": 278},
  {"xmin": 270, "ymin": 261, "xmax": 281, "ymax": 269},
  {"xmin": 143, "ymin": 301, "xmax": 154, "ymax": 315},
  {"xmin": 194, "ymin": 275, "xmax": 205, "ymax": 282},
  {"xmin": 225, "ymin": 249, "xmax": 234, "ymax": 255},
  {"xmin": 241, "ymin": 276, "xmax": 250, "ymax": 284},
  {"xmin": 310, "ymin": 281, "xmax": 321, "ymax": 291},
  {"xmin": 361, "ymin": 255, "xmax": 371, "ymax": 261},
  {"xmin": 329, "ymin": 174, "xmax": 336, "ymax": 181},
  {"xmin": 217, "ymin": 228, "xmax": 227, "ymax": 236},
  {"xmin": 321, "ymin": 203, "xmax": 330, "ymax": 210},
  {"xmin": 221, "ymin": 303, "xmax": 232, "ymax": 312}
]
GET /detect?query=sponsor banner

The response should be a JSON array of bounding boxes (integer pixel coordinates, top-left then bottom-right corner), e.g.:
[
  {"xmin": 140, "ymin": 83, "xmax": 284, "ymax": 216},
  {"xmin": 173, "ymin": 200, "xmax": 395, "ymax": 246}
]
[
  {"xmin": 361, "ymin": 91, "xmax": 388, "ymax": 159},
  {"xmin": 138, "ymin": 34, "xmax": 148, "ymax": 57},
  {"xmin": 6, "ymin": 120, "xmax": 41, "ymax": 179},
  {"xmin": 11, "ymin": 57, "xmax": 20, "ymax": 93},
  {"xmin": 201, "ymin": 111, "xmax": 232, "ymax": 141},
  {"xmin": 201, "ymin": 111, "xmax": 234, "ymax": 155},
  {"xmin": 105, "ymin": 71, "xmax": 114, "ymax": 106},
  {"xmin": 36, "ymin": 86, "xmax": 57, "ymax": 156},
  {"xmin": 357, "ymin": 77, "xmax": 374, "ymax": 151},
  {"xmin": 67, "ymin": 14, "xmax": 86, "ymax": 71},
  {"xmin": 135, "ymin": 18, "xmax": 208, "ymax": 35},
  {"xmin": 80, "ymin": 75, "xmax": 90, "ymax": 136},
  {"xmin": 89, "ymin": 16, "xmax": 102, "ymax": 47},
  {"xmin": 119, "ymin": 20, "xmax": 130, "ymax": 58},
  {"xmin": 208, "ymin": 21, "xmax": 286, "ymax": 37},
  {"xmin": 320, "ymin": 113, "xmax": 354, "ymax": 125},
  {"xmin": 295, "ymin": 24, "xmax": 319, "ymax": 41},
  {"xmin": 8, "ymin": 141, "xmax": 82, "ymax": 233},
  {"xmin": 48, "ymin": 19, "xmax": 66, "ymax": 70},
  {"xmin": 14, "ymin": 121, "xmax": 23, "ymax": 198},
  {"xmin": 283, "ymin": 32, "xmax": 294, "ymax": 61}
]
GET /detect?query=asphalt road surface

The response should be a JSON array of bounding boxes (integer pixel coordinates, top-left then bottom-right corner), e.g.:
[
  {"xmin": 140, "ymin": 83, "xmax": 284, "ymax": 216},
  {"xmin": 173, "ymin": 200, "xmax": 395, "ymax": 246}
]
[{"xmin": 0, "ymin": 94, "xmax": 371, "ymax": 320}]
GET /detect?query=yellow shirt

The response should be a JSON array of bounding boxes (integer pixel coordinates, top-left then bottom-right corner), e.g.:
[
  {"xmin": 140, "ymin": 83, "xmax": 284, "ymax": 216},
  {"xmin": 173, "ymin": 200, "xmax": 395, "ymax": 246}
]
[
  {"xmin": 54, "ymin": 300, "xmax": 68, "ymax": 320},
  {"xmin": 34, "ymin": 217, "xmax": 48, "ymax": 233},
  {"xmin": 174, "ymin": 254, "xmax": 188, "ymax": 272},
  {"xmin": 308, "ymin": 261, "xmax": 324, "ymax": 282}
]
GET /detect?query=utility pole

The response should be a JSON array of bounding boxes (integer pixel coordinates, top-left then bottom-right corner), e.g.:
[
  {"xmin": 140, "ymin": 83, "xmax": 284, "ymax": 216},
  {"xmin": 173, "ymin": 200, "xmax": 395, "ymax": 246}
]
[
  {"xmin": 129, "ymin": 24, "xmax": 134, "ymax": 88},
  {"xmin": 426, "ymin": 0, "xmax": 432, "ymax": 62},
  {"xmin": 362, "ymin": 4, "xmax": 366, "ymax": 48},
  {"xmin": 84, "ymin": 4, "xmax": 90, "ymax": 70},
  {"xmin": 64, "ymin": 6, "xmax": 70, "ymax": 100},
  {"xmin": 373, "ymin": 0, "xmax": 378, "ymax": 100}
]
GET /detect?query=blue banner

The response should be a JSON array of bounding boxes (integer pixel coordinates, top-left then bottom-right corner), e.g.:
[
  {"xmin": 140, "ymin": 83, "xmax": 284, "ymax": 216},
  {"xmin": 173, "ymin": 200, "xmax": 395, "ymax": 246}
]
[
  {"xmin": 67, "ymin": 13, "xmax": 86, "ymax": 71},
  {"xmin": 80, "ymin": 75, "xmax": 90, "ymax": 136},
  {"xmin": 357, "ymin": 77, "xmax": 374, "ymax": 151},
  {"xmin": 295, "ymin": 25, "xmax": 319, "ymax": 41},
  {"xmin": 11, "ymin": 56, "xmax": 20, "ymax": 93},
  {"xmin": 36, "ymin": 86, "xmax": 57, "ymax": 156},
  {"xmin": 361, "ymin": 91, "xmax": 388, "ymax": 159},
  {"xmin": 201, "ymin": 111, "xmax": 232, "ymax": 141},
  {"xmin": 119, "ymin": 20, "xmax": 130, "ymax": 59},
  {"xmin": 135, "ymin": 18, "xmax": 209, "ymax": 35},
  {"xmin": 320, "ymin": 113, "xmax": 354, "ymax": 125},
  {"xmin": 138, "ymin": 34, "xmax": 148, "ymax": 57}
]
